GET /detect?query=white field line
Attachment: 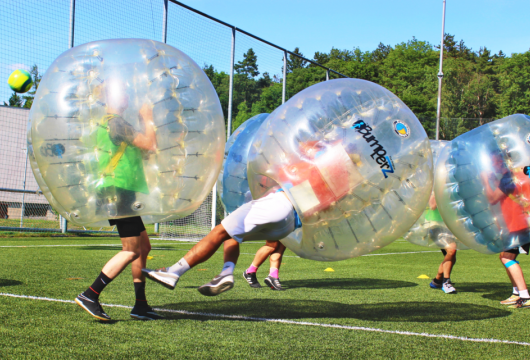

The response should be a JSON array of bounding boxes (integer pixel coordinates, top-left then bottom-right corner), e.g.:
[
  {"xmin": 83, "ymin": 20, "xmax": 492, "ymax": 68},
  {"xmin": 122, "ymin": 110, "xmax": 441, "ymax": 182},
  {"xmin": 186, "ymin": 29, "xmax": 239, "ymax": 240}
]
[
  {"xmin": 0, "ymin": 243, "xmax": 439, "ymax": 257},
  {"xmin": 0, "ymin": 292, "xmax": 528, "ymax": 347}
]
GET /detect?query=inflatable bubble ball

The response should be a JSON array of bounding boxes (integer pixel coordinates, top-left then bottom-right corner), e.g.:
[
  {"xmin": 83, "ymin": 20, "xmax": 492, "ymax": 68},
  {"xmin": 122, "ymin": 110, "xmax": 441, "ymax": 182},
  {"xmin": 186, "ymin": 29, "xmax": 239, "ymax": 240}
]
[
  {"xmin": 434, "ymin": 114, "xmax": 530, "ymax": 254},
  {"xmin": 28, "ymin": 39, "xmax": 225, "ymax": 226},
  {"xmin": 217, "ymin": 114, "xmax": 269, "ymax": 213},
  {"xmin": 404, "ymin": 140, "xmax": 468, "ymax": 250},
  {"xmin": 247, "ymin": 78, "xmax": 433, "ymax": 261}
]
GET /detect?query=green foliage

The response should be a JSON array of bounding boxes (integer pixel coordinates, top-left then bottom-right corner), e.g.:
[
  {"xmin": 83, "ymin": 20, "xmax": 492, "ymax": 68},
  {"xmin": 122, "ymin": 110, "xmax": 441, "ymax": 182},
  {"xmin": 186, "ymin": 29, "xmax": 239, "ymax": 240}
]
[{"xmin": 3, "ymin": 92, "xmax": 23, "ymax": 107}]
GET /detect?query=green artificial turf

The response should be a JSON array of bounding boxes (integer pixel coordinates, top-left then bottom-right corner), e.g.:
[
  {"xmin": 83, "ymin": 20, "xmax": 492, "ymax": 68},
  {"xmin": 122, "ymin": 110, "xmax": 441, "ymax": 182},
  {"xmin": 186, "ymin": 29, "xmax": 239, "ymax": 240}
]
[{"xmin": 0, "ymin": 237, "xmax": 528, "ymax": 359}]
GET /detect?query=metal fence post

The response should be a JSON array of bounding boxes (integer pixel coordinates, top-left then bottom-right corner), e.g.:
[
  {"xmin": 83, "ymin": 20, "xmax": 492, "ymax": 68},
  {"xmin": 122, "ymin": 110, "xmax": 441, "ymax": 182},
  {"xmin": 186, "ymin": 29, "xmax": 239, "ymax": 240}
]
[
  {"xmin": 68, "ymin": 0, "xmax": 76, "ymax": 48},
  {"xmin": 155, "ymin": 0, "xmax": 169, "ymax": 233},
  {"xmin": 19, "ymin": 148, "xmax": 28, "ymax": 228},
  {"xmin": 282, "ymin": 51, "xmax": 287, "ymax": 104},
  {"xmin": 435, "ymin": 0, "xmax": 446, "ymax": 140},
  {"xmin": 227, "ymin": 27, "xmax": 236, "ymax": 138},
  {"xmin": 326, "ymin": 69, "xmax": 329, "ymax": 81}
]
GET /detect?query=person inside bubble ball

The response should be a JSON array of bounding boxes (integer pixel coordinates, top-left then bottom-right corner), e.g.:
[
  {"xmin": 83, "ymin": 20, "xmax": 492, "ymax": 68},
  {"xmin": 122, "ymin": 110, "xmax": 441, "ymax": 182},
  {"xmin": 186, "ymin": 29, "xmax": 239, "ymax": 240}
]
[
  {"xmin": 75, "ymin": 78, "xmax": 163, "ymax": 321},
  {"xmin": 480, "ymin": 150, "xmax": 530, "ymax": 309},
  {"xmin": 427, "ymin": 193, "xmax": 458, "ymax": 294},
  {"xmin": 143, "ymin": 139, "xmax": 362, "ymax": 295}
]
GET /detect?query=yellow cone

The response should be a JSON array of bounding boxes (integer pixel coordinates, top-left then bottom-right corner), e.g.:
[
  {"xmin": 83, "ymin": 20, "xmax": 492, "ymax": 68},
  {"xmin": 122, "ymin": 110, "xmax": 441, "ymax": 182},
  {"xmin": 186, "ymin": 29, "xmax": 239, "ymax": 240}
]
[
  {"xmin": 146, "ymin": 256, "xmax": 154, "ymax": 260},
  {"xmin": 417, "ymin": 274, "xmax": 430, "ymax": 279},
  {"xmin": 324, "ymin": 268, "xmax": 335, "ymax": 272}
]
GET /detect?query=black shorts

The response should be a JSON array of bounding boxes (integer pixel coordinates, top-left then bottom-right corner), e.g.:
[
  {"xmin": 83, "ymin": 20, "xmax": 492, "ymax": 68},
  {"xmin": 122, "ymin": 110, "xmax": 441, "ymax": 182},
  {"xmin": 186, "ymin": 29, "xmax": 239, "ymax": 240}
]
[
  {"xmin": 96, "ymin": 186, "xmax": 138, "ymax": 216},
  {"xmin": 505, "ymin": 243, "xmax": 530, "ymax": 256},
  {"xmin": 109, "ymin": 216, "xmax": 146, "ymax": 238}
]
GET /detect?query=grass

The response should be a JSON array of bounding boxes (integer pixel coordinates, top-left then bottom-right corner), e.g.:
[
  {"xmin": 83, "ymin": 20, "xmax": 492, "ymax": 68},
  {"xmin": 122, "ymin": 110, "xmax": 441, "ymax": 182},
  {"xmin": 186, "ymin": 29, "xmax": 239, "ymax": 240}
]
[{"xmin": 0, "ymin": 236, "xmax": 529, "ymax": 359}]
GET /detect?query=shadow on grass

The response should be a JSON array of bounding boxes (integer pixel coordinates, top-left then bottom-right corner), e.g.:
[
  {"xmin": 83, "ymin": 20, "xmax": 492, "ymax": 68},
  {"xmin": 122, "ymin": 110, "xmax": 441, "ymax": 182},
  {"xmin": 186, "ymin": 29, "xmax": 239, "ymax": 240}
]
[
  {"xmin": 456, "ymin": 282, "xmax": 511, "ymax": 301},
  {"xmin": 78, "ymin": 246, "xmax": 174, "ymax": 251},
  {"xmin": 281, "ymin": 278, "xmax": 417, "ymax": 290},
  {"xmin": 0, "ymin": 279, "xmax": 23, "ymax": 287},
  {"xmin": 160, "ymin": 299, "xmax": 510, "ymax": 322}
]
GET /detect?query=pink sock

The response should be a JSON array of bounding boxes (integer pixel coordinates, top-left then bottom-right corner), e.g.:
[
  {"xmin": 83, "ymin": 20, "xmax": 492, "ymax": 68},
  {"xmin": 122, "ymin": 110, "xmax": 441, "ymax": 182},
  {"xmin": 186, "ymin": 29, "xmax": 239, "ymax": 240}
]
[
  {"xmin": 269, "ymin": 268, "xmax": 279, "ymax": 279},
  {"xmin": 247, "ymin": 265, "xmax": 258, "ymax": 273}
]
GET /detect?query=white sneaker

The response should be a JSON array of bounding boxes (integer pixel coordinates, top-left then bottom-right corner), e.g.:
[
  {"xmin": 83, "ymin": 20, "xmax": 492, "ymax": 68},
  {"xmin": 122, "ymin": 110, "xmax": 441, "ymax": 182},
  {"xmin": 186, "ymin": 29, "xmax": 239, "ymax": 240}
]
[
  {"xmin": 198, "ymin": 274, "xmax": 234, "ymax": 296},
  {"xmin": 442, "ymin": 281, "xmax": 457, "ymax": 294},
  {"xmin": 142, "ymin": 267, "xmax": 179, "ymax": 290}
]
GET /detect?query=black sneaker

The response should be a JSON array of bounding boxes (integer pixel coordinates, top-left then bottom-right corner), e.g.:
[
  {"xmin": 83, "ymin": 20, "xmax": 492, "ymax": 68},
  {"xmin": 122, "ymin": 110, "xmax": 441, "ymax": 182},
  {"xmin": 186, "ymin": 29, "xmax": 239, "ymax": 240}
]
[
  {"xmin": 197, "ymin": 274, "xmax": 234, "ymax": 296},
  {"xmin": 243, "ymin": 270, "xmax": 262, "ymax": 288},
  {"xmin": 75, "ymin": 294, "xmax": 111, "ymax": 321},
  {"xmin": 130, "ymin": 304, "xmax": 164, "ymax": 320},
  {"xmin": 264, "ymin": 275, "xmax": 284, "ymax": 291}
]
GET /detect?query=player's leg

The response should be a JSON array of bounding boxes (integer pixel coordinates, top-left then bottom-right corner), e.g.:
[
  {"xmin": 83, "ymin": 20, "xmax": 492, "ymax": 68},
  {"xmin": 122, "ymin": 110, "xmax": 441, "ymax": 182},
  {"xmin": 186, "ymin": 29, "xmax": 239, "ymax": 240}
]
[
  {"xmin": 75, "ymin": 220, "xmax": 143, "ymax": 321},
  {"xmin": 243, "ymin": 241, "xmax": 279, "ymax": 288},
  {"xmin": 500, "ymin": 249, "xmax": 529, "ymax": 307},
  {"xmin": 197, "ymin": 238, "xmax": 240, "ymax": 296},
  {"xmin": 142, "ymin": 224, "xmax": 232, "ymax": 289},
  {"xmin": 441, "ymin": 247, "xmax": 457, "ymax": 294},
  {"xmin": 264, "ymin": 242, "xmax": 287, "ymax": 291},
  {"xmin": 130, "ymin": 228, "xmax": 163, "ymax": 320},
  {"xmin": 430, "ymin": 250, "xmax": 445, "ymax": 290}
]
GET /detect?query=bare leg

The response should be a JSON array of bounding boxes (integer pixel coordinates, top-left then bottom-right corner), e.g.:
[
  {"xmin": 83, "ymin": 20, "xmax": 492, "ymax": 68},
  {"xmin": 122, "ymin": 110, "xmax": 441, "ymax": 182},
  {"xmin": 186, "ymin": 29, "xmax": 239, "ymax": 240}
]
[
  {"xmin": 183, "ymin": 224, "xmax": 232, "ymax": 268},
  {"xmin": 500, "ymin": 252, "xmax": 527, "ymax": 291},
  {"xmin": 270, "ymin": 242, "xmax": 286, "ymax": 270},
  {"xmin": 131, "ymin": 231, "xmax": 150, "ymax": 283},
  {"xmin": 442, "ymin": 248, "xmax": 457, "ymax": 279},
  {"xmin": 251, "ymin": 241, "xmax": 279, "ymax": 269},
  {"xmin": 223, "ymin": 239, "xmax": 240, "ymax": 265},
  {"xmin": 102, "ymin": 235, "xmax": 142, "ymax": 279}
]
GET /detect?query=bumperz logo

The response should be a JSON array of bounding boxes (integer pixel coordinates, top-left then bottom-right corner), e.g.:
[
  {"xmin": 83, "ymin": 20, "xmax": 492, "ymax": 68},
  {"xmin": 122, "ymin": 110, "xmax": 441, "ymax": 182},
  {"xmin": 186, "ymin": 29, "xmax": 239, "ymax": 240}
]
[
  {"xmin": 393, "ymin": 120, "xmax": 410, "ymax": 138},
  {"xmin": 524, "ymin": 166, "xmax": 530, "ymax": 177},
  {"xmin": 352, "ymin": 120, "xmax": 394, "ymax": 178}
]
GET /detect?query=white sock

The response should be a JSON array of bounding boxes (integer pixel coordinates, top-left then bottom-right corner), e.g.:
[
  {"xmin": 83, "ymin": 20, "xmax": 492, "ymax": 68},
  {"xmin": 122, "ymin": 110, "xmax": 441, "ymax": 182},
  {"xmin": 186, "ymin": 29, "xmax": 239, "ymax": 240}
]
[
  {"xmin": 167, "ymin": 258, "xmax": 190, "ymax": 277},
  {"xmin": 519, "ymin": 289, "xmax": 529, "ymax": 298},
  {"xmin": 513, "ymin": 287, "xmax": 519, "ymax": 295},
  {"xmin": 220, "ymin": 262, "xmax": 235, "ymax": 277}
]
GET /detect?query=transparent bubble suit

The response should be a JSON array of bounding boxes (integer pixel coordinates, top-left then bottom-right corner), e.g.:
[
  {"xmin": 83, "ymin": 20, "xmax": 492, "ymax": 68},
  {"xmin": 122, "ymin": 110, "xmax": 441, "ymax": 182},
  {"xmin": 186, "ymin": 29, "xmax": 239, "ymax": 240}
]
[
  {"xmin": 28, "ymin": 39, "xmax": 225, "ymax": 226},
  {"xmin": 434, "ymin": 114, "xmax": 530, "ymax": 254},
  {"xmin": 217, "ymin": 114, "xmax": 269, "ymax": 213},
  {"xmin": 247, "ymin": 79, "xmax": 433, "ymax": 261},
  {"xmin": 404, "ymin": 140, "xmax": 468, "ymax": 250}
]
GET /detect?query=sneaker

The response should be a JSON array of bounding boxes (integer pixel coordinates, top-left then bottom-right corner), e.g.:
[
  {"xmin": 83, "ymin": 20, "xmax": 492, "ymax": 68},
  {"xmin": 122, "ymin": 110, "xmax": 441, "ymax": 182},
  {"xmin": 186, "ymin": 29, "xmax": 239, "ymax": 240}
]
[
  {"xmin": 142, "ymin": 267, "xmax": 179, "ymax": 290},
  {"xmin": 508, "ymin": 297, "xmax": 530, "ymax": 309},
  {"xmin": 442, "ymin": 281, "xmax": 457, "ymax": 294},
  {"xmin": 130, "ymin": 304, "xmax": 164, "ymax": 320},
  {"xmin": 75, "ymin": 294, "xmax": 111, "ymax": 321},
  {"xmin": 264, "ymin": 275, "xmax": 284, "ymax": 291},
  {"xmin": 429, "ymin": 279, "xmax": 443, "ymax": 290},
  {"xmin": 197, "ymin": 274, "xmax": 234, "ymax": 296},
  {"xmin": 243, "ymin": 270, "xmax": 262, "ymax": 288},
  {"xmin": 500, "ymin": 294, "xmax": 520, "ymax": 305}
]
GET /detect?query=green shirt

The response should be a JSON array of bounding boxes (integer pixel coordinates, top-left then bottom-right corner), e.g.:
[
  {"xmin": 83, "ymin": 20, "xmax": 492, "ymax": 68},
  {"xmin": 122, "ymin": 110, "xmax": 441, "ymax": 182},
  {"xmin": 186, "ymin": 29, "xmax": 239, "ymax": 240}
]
[
  {"xmin": 425, "ymin": 208, "xmax": 443, "ymax": 222},
  {"xmin": 95, "ymin": 114, "xmax": 149, "ymax": 194}
]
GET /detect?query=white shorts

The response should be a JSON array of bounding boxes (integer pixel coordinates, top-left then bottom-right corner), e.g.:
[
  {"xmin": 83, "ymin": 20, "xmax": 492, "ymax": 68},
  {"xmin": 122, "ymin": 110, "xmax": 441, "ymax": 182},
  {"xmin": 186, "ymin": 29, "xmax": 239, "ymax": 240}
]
[{"xmin": 221, "ymin": 192, "xmax": 295, "ymax": 243}]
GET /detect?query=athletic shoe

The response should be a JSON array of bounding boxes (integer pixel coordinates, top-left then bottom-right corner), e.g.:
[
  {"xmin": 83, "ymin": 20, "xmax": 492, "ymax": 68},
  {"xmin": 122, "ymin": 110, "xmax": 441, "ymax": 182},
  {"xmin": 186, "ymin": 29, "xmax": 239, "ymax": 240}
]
[
  {"xmin": 264, "ymin": 275, "xmax": 284, "ymax": 291},
  {"xmin": 508, "ymin": 297, "xmax": 530, "ymax": 309},
  {"xmin": 500, "ymin": 294, "xmax": 520, "ymax": 305},
  {"xmin": 442, "ymin": 281, "xmax": 457, "ymax": 294},
  {"xmin": 197, "ymin": 274, "xmax": 234, "ymax": 296},
  {"xmin": 141, "ymin": 267, "xmax": 179, "ymax": 290},
  {"xmin": 243, "ymin": 270, "xmax": 262, "ymax": 288},
  {"xmin": 130, "ymin": 305, "xmax": 164, "ymax": 320},
  {"xmin": 75, "ymin": 294, "xmax": 111, "ymax": 321},
  {"xmin": 429, "ymin": 279, "xmax": 443, "ymax": 290}
]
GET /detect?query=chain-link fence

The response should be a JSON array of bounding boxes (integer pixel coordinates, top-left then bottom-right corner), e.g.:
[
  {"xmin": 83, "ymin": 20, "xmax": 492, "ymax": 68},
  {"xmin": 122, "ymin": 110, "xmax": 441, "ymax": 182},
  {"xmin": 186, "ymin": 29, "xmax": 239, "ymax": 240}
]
[{"xmin": 0, "ymin": 0, "xmax": 346, "ymax": 237}]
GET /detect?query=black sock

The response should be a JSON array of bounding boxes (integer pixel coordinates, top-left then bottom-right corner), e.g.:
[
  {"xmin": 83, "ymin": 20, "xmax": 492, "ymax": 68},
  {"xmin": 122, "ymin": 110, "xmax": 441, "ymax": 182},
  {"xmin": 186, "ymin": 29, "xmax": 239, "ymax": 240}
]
[
  {"xmin": 134, "ymin": 282, "xmax": 148, "ymax": 307},
  {"xmin": 433, "ymin": 278, "xmax": 442, "ymax": 285},
  {"xmin": 83, "ymin": 272, "xmax": 112, "ymax": 300},
  {"xmin": 443, "ymin": 277, "xmax": 450, "ymax": 283}
]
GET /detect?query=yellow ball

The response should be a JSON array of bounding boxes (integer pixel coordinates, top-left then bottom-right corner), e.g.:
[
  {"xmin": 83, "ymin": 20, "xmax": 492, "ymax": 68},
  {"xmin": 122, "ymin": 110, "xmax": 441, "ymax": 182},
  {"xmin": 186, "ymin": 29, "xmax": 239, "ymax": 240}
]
[{"xmin": 8, "ymin": 69, "xmax": 33, "ymax": 93}]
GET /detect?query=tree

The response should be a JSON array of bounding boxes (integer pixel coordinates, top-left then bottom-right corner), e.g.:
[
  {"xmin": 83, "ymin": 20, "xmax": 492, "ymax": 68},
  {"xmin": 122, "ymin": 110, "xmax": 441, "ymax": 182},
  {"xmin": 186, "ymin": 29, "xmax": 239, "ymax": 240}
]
[
  {"xmin": 286, "ymin": 47, "xmax": 307, "ymax": 73},
  {"xmin": 234, "ymin": 48, "xmax": 259, "ymax": 78},
  {"xmin": 3, "ymin": 92, "xmax": 23, "ymax": 107},
  {"xmin": 22, "ymin": 64, "xmax": 42, "ymax": 109}
]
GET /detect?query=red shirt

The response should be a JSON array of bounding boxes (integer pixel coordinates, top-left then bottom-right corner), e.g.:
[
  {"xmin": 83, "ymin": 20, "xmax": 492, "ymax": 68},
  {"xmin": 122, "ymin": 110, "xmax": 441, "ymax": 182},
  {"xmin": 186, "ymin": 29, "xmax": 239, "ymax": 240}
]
[{"xmin": 499, "ymin": 171, "xmax": 530, "ymax": 233}]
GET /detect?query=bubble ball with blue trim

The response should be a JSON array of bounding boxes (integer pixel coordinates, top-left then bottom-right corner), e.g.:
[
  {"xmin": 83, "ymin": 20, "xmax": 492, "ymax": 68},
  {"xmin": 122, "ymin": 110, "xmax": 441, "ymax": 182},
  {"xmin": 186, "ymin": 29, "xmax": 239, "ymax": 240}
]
[
  {"xmin": 217, "ymin": 113, "xmax": 269, "ymax": 213},
  {"xmin": 404, "ymin": 140, "xmax": 468, "ymax": 250},
  {"xmin": 247, "ymin": 78, "xmax": 433, "ymax": 261},
  {"xmin": 434, "ymin": 114, "xmax": 530, "ymax": 254},
  {"xmin": 27, "ymin": 39, "xmax": 225, "ymax": 226}
]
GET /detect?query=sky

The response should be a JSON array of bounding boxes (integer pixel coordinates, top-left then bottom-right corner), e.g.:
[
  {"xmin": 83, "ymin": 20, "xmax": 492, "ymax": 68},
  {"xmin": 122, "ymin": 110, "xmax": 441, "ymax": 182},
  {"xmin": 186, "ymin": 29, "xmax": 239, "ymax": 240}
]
[
  {"xmin": 2, "ymin": 0, "xmax": 530, "ymax": 104},
  {"xmin": 178, "ymin": 0, "xmax": 530, "ymax": 57}
]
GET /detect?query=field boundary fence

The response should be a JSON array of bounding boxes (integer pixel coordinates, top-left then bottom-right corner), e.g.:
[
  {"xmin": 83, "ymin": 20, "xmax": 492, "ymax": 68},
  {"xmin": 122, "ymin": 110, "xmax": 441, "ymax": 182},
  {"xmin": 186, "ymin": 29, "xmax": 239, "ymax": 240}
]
[{"xmin": 0, "ymin": 0, "xmax": 346, "ymax": 238}]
